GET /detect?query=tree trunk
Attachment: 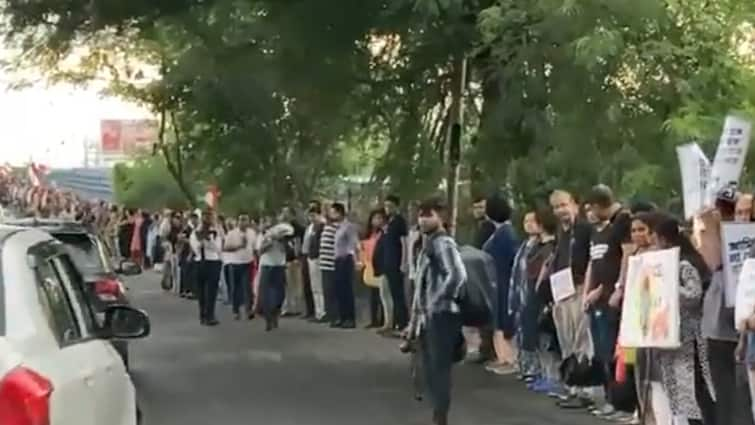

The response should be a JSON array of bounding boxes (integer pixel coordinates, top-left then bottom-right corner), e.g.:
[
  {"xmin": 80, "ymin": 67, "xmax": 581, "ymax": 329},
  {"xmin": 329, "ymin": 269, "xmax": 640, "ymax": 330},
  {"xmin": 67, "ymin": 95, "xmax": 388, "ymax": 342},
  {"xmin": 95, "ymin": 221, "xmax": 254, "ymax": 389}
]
[{"xmin": 446, "ymin": 55, "xmax": 467, "ymax": 237}]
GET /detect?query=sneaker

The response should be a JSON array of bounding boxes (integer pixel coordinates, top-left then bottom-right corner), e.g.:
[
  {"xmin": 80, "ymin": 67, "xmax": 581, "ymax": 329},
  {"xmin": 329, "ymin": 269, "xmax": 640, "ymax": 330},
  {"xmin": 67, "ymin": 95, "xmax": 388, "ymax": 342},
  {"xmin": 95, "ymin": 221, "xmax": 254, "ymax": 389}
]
[
  {"xmin": 526, "ymin": 377, "xmax": 545, "ymax": 391},
  {"xmin": 592, "ymin": 404, "xmax": 615, "ymax": 417},
  {"xmin": 489, "ymin": 363, "xmax": 519, "ymax": 376},
  {"xmin": 531, "ymin": 379, "xmax": 553, "ymax": 394},
  {"xmin": 538, "ymin": 380, "xmax": 562, "ymax": 395},
  {"xmin": 604, "ymin": 411, "xmax": 634, "ymax": 423}
]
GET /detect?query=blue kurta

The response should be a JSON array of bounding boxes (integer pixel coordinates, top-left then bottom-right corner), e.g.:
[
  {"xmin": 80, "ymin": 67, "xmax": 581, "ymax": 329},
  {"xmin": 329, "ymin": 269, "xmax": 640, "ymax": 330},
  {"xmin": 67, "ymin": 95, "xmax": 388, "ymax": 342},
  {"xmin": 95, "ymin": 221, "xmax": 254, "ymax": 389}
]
[{"xmin": 483, "ymin": 222, "xmax": 519, "ymax": 336}]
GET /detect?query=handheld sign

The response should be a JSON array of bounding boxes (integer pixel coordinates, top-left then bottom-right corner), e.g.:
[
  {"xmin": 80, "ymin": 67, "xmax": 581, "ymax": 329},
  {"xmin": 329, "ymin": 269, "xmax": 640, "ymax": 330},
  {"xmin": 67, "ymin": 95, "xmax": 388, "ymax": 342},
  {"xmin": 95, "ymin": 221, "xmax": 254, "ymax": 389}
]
[
  {"xmin": 707, "ymin": 114, "xmax": 752, "ymax": 203},
  {"xmin": 676, "ymin": 142, "xmax": 710, "ymax": 219}
]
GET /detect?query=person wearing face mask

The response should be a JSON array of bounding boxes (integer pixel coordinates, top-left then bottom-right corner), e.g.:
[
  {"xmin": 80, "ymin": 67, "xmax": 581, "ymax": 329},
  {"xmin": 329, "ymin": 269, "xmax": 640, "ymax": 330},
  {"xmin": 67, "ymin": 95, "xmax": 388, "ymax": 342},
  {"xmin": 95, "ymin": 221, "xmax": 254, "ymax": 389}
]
[{"xmin": 406, "ymin": 197, "xmax": 467, "ymax": 425}]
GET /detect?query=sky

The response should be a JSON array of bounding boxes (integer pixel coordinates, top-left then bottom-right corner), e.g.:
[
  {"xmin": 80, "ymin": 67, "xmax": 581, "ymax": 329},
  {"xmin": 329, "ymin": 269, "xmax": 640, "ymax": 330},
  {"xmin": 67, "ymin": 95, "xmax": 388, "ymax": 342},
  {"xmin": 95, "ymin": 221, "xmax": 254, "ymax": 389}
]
[{"xmin": 0, "ymin": 80, "xmax": 152, "ymax": 168}]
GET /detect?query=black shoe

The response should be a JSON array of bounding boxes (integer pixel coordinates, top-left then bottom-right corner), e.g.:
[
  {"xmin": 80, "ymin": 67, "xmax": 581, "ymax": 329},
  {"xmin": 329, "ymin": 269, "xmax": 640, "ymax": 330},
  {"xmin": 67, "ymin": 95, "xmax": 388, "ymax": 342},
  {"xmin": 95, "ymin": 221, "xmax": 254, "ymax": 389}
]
[
  {"xmin": 206, "ymin": 319, "xmax": 220, "ymax": 326},
  {"xmin": 247, "ymin": 313, "xmax": 255, "ymax": 321},
  {"xmin": 340, "ymin": 321, "xmax": 356, "ymax": 329},
  {"xmin": 234, "ymin": 313, "xmax": 241, "ymax": 321},
  {"xmin": 272, "ymin": 315, "xmax": 279, "ymax": 329},
  {"xmin": 329, "ymin": 321, "xmax": 343, "ymax": 328},
  {"xmin": 557, "ymin": 397, "xmax": 591, "ymax": 409},
  {"xmin": 265, "ymin": 319, "xmax": 273, "ymax": 331}
]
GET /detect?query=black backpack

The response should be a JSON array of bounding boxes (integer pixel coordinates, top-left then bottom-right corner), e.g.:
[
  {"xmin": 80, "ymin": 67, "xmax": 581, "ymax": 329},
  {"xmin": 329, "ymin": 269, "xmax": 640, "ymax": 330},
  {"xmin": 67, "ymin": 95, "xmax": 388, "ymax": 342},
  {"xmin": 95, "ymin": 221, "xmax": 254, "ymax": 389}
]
[{"xmin": 424, "ymin": 239, "xmax": 497, "ymax": 328}]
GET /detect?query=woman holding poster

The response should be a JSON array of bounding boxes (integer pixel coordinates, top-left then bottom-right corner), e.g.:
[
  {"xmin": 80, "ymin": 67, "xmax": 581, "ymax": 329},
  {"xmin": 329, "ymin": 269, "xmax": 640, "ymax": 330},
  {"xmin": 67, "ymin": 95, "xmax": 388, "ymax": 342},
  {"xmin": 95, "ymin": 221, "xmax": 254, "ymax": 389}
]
[{"xmin": 650, "ymin": 216, "xmax": 715, "ymax": 425}]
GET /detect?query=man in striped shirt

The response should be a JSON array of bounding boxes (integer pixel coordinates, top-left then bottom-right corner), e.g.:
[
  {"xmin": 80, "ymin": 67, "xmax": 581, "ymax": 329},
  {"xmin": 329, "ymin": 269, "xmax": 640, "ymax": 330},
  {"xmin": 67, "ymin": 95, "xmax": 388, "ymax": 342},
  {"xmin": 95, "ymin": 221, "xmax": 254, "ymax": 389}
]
[{"xmin": 318, "ymin": 206, "xmax": 339, "ymax": 324}]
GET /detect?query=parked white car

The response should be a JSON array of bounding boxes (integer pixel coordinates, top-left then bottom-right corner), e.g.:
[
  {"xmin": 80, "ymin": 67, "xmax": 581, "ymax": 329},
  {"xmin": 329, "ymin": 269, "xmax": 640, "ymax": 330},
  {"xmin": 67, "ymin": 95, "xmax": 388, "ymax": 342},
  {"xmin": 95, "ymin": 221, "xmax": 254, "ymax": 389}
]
[{"xmin": 0, "ymin": 226, "xmax": 149, "ymax": 425}]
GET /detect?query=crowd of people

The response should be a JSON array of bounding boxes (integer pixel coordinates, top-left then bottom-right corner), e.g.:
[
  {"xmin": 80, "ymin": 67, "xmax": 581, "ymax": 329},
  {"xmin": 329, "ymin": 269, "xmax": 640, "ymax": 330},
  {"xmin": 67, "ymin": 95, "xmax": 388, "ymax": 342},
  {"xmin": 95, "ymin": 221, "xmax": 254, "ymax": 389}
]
[{"xmin": 6, "ymin": 171, "xmax": 755, "ymax": 425}]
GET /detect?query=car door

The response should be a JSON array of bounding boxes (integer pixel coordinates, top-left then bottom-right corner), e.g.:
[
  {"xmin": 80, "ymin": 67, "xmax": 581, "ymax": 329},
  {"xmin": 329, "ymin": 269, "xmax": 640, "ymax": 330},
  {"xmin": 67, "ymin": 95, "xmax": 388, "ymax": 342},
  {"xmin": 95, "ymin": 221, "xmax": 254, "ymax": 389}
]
[
  {"xmin": 51, "ymin": 253, "xmax": 137, "ymax": 425},
  {"xmin": 24, "ymin": 256, "xmax": 99, "ymax": 425}
]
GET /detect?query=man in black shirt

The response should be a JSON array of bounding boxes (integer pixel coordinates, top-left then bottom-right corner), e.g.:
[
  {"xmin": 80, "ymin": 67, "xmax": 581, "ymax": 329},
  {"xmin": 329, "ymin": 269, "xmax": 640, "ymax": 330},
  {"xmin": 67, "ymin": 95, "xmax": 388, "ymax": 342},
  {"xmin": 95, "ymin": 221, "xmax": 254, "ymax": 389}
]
[
  {"xmin": 281, "ymin": 206, "xmax": 306, "ymax": 316},
  {"xmin": 468, "ymin": 196, "xmax": 497, "ymax": 364},
  {"xmin": 383, "ymin": 195, "xmax": 409, "ymax": 332},
  {"xmin": 582, "ymin": 184, "xmax": 632, "ymax": 417},
  {"xmin": 472, "ymin": 197, "xmax": 496, "ymax": 249},
  {"xmin": 548, "ymin": 190, "xmax": 594, "ymax": 409}
]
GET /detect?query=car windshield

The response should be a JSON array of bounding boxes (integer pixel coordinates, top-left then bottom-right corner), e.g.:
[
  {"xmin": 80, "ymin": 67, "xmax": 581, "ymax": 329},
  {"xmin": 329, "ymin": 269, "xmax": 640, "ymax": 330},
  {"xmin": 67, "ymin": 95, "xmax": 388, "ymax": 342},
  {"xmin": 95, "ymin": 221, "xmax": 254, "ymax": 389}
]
[{"xmin": 53, "ymin": 233, "xmax": 110, "ymax": 275}]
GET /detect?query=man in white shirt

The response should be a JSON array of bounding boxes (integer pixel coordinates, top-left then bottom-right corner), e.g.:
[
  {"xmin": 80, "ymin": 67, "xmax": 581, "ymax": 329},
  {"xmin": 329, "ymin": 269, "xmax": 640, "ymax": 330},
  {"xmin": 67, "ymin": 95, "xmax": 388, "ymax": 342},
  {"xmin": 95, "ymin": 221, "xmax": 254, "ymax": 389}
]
[
  {"xmin": 223, "ymin": 214, "xmax": 257, "ymax": 320},
  {"xmin": 190, "ymin": 209, "xmax": 224, "ymax": 326}
]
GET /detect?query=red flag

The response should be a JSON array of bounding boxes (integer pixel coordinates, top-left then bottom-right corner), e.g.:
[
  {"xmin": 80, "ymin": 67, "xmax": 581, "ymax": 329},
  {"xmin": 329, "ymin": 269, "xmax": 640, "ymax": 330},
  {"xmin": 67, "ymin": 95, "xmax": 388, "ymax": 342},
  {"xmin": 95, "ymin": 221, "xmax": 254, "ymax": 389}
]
[{"xmin": 204, "ymin": 185, "xmax": 220, "ymax": 209}]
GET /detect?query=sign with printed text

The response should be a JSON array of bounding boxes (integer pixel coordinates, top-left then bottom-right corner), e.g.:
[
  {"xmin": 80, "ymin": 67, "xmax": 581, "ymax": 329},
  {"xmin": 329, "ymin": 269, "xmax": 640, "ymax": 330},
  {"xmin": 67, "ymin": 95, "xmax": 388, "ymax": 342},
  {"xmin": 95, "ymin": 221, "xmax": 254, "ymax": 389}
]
[
  {"xmin": 549, "ymin": 267, "xmax": 576, "ymax": 303},
  {"xmin": 619, "ymin": 248, "xmax": 681, "ymax": 348},
  {"xmin": 722, "ymin": 222, "xmax": 755, "ymax": 307},
  {"xmin": 707, "ymin": 114, "xmax": 752, "ymax": 202},
  {"xmin": 677, "ymin": 142, "xmax": 711, "ymax": 219},
  {"xmin": 735, "ymin": 259, "xmax": 755, "ymax": 331}
]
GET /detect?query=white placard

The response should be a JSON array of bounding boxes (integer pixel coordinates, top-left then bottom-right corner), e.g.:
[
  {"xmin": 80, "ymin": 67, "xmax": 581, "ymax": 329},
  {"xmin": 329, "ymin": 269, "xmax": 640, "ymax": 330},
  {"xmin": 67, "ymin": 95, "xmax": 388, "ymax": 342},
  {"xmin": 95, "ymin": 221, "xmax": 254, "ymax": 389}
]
[
  {"xmin": 619, "ymin": 248, "xmax": 681, "ymax": 348},
  {"xmin": 721, "ymin": 222, "xmax": 755, "ymax": 307},
  {"xmin": 550, "ymin": 267, "xmax": 576, "ymax": 303},
  {"xmin": 677, "ymin": 142, "xmax": 711, "ymax": 219},
  {"xmin": 735, "ymin": 259, "xmax": 755, "ymax": 331},
  {"xmin": 708, "ymin": 114, "xmax": 752, "ymax": 202}
]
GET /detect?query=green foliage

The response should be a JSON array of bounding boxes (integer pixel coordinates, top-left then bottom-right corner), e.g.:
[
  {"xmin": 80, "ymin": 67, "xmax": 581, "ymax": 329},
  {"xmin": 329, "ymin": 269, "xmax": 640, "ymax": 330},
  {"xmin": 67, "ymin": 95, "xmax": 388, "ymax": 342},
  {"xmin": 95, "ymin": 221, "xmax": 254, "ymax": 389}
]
[
  {"xmin": 5, "ymin": 0, "xmax": 755, "ymax": 214},
  {"xmin": 112, "ymin": 156, "xmax": 192, "ymax": 210}
]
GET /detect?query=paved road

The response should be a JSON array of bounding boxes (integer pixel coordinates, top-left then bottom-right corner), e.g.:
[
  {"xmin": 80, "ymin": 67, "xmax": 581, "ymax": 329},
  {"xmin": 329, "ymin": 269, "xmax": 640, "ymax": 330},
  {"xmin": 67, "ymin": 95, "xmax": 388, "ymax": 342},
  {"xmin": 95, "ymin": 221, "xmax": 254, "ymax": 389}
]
[{"xmin": 126, "ymin": 272, "xmax": 604, "ymax": 425}]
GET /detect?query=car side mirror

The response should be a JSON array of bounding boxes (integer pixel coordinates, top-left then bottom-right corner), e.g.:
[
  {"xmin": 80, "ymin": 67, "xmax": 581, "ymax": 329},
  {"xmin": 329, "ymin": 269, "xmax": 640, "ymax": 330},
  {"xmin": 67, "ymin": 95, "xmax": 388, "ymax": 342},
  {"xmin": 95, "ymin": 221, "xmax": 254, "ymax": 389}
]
[
  {"xmin": 102, "ymin": 305, "xmax": 151, "ymax": 339},
  {"xmin": 118, "ymin": 260, "xmax": 141, "ymax": 276}
]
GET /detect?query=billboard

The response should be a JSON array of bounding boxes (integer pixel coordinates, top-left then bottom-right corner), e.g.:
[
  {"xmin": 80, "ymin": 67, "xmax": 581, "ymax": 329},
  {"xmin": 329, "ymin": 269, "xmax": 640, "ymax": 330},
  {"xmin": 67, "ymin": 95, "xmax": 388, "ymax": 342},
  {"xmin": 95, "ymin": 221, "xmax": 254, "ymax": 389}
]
[{"xmin": 100, "ymin": 119, "xmax": 158, "ymax": 154}]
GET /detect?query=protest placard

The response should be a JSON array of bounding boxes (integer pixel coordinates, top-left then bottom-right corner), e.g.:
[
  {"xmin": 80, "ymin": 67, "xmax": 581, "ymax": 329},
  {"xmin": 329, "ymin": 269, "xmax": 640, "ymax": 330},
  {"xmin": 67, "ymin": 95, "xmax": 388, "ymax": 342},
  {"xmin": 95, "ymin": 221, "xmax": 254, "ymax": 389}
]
[
  {"xmin": 735, "ymin": 259, "xmax": 755, "ymax": 331},
  {"xmin": 722, "ymin": 222, "xmax": 755, "ymax": 307},
  {"xmin": 707, "ymin": 114, "xmax": 752, "ymax": 203},
  {"xmin": 677, "ymin": 142, "xmax": 711, "ymax": 219},
  {"xmin": 549, "ymin": 267, "xmax": 576, "ymax": 303},
  {"xmin": 619, "ymin": 248, "xmax": 681, "ymax": 348}
]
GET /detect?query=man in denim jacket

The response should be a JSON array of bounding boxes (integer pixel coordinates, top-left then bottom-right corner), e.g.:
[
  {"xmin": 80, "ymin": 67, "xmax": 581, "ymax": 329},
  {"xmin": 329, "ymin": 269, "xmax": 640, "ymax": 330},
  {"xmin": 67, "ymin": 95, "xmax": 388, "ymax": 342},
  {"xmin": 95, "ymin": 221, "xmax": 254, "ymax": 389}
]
[{"xmin": 407, "ymin": 198, "xmax": 467, "ymax": 425}]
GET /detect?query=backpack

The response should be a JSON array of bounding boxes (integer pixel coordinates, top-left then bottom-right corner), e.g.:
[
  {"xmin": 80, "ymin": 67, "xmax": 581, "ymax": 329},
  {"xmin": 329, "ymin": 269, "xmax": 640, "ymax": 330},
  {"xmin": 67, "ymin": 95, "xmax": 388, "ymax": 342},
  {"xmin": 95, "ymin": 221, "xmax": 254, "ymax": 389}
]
[{"xmin": 424, "ymin": 238, "xmax": 497, "ymax": 327}]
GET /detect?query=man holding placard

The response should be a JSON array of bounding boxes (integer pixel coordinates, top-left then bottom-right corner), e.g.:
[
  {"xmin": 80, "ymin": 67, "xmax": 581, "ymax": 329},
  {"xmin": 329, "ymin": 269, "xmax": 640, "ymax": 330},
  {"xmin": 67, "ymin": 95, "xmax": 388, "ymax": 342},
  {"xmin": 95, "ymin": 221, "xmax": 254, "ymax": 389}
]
[{"xmin": 547, "ymin": 190, "xmax": 594, "ymax": 409}]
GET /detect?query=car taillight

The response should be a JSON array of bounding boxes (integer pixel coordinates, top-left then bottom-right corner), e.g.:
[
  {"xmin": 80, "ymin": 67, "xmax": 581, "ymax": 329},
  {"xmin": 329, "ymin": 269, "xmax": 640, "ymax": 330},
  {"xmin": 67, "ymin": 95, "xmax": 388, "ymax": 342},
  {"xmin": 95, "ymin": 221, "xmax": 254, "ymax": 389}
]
[
  {"xmin": 0, "ymin": 366, "xmax": 53, "ymax": 425},
  {"xmin": 95, "ymin": 278, "xmax": 124, "ymax": 302}
]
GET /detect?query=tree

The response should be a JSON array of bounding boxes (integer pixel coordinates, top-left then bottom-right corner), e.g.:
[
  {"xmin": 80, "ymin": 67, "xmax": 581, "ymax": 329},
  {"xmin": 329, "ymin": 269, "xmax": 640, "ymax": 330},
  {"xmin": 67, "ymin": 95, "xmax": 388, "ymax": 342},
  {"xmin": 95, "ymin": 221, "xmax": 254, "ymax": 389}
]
[
  {"xmin": 112, "ymin": 155, "xmax": 193, "ymax": 210},
  {"xmin": 5, "ymin": 0, "xmax": 755, "ymax": 215}
]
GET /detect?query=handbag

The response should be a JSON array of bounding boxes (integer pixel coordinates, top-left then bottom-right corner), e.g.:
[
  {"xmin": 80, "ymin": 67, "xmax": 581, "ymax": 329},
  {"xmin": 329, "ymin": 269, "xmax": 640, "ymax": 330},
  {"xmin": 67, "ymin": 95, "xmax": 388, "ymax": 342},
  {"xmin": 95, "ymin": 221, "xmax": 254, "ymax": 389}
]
[{"xmin": 559, "ymin": 354, "xmax": 604, "ymax": 387}]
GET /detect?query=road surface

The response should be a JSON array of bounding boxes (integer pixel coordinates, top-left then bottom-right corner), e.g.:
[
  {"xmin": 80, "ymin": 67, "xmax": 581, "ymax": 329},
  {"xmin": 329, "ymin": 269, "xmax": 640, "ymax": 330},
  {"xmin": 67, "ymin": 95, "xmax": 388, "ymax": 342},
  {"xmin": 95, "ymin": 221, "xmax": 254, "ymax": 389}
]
[{"xmin": 126, "ymin": 272, "xmax": 604, "ymax": 425}]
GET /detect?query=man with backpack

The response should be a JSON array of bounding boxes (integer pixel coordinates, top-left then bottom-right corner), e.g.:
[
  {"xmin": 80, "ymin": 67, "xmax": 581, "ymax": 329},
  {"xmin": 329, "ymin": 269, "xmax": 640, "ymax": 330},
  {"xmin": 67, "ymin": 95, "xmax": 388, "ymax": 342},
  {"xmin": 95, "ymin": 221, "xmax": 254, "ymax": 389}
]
[{"xmin": 407, "ymin": 197, "xmax": 467, "ymax": 425}]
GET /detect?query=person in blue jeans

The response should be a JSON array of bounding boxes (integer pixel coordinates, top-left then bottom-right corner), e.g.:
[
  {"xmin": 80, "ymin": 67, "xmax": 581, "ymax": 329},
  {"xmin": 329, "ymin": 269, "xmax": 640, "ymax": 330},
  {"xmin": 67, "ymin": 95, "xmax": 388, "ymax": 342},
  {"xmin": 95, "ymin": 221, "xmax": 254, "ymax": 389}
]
[{"xmin": 223, "ymin": 215, "xmax": 255, "ymax": 320}]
